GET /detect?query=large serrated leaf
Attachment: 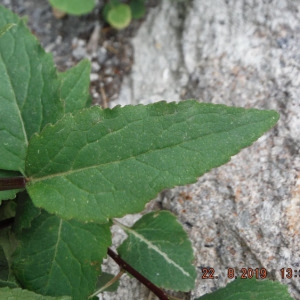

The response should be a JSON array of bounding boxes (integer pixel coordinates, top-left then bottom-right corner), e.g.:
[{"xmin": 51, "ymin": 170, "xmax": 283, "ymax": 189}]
[
  {"xmin": 0, "ymin": 287, "xmax": 71, "ymax": 300},
  {"xmin": 117, "ymin": 211, "xmax": 196, "ymax": 291},
  {"xmin": 58, "ymin": 59, "xmax": 91, "ymax": 114},
  {"xmin": 12, "ymin": 211, "xmax": 111, "ymax": 299},
  {"xmin": 0, "ymin": 5, "xmax": 64, "ymax": 173},
  {"xmin": 25, "ymin": 101, "xmax": 279, "ymax": 223},
  {"xmin": 195, "ymin": 277, "xmax": 293, "ymax": 300}
]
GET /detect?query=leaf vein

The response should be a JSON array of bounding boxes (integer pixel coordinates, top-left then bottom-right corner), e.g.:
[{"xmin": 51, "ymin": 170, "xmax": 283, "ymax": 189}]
[{"xmin": 124, "ymin": 226, "xmax": 191, "ymax": 278}]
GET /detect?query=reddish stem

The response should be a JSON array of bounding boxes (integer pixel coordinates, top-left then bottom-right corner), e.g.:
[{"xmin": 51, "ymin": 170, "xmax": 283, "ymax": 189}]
[
  {"xmin": 0, "ymin": 177, "xmax": 27, "ymax": 191},
  {"xmin": 107, "ymin": 247, "xmax": 169, "ymax": 300}
]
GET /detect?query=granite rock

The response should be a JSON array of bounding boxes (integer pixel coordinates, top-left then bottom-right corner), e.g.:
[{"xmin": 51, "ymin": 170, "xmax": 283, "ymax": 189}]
[{"xmin": 108, "ymin": 0, "xmax": 300, "ymax": 299}]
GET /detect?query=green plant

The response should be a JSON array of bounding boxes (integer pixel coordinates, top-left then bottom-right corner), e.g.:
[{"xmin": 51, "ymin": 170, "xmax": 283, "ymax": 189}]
[
  {"xmin": 48, "ymin": 0, "xmax": 97, "ymax": 15},
  {"xmin": 47, "ymin": 0, "xmax": 146, "ymax": 30},
  {"xmin": 103, "ymin": 1, "xmax": 132, "ymax": 29},
  {"xmin": 103, "ymin": 0, "xmax": 145, "ymax": 29},
  {"xmin": 0, "ymin": 5, "xmax": 293, "ymax": 300}
]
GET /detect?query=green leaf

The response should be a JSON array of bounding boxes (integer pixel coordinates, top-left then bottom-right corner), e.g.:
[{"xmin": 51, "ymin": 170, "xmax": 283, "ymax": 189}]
[
  {"xmin": 103, "ymin": 0, "xmax": 117, "ymax": 20},
  {"xmin": 0, "ymin": 200, "xmax": 16, "ymax": 221},
  {"xmin": 0, "ymin": 280, "xmax": 18, "ymax": 288},
  {"xmin": 0, "ymin": 246, "xmax": 9, "ymax": 281},
  {"xmin": 0, "ymin": 5, "xmax": 64, "ymax": 173},
  {"xmin": 48, "ymin": 0, "xmax": 96, "ymax": 15},
  {"xmin": 58, "ymin": 59, "xmax": 91, "ymax": 114},
  {"xmin": 13, "ymin": 191, "xmax": 41, "ymax": 235},
  {"xmin": 0, "ymin": 170, "xmax": 23, "ymax": 204},
  {"xmin": 94, "ymin": 272, "xmax": 119, "ymax": 293},
  {"xmin": 0, "ymin": 23, "xmax": 15, "ymax": 38},
  {"xmin": 130, "ymin": 0, "xmax": 146, "ymax": 19},
  {"xmin": 195, "ymin": 277, "xmax": 293, "ymax": 300},
  {"xmin": 106, "ymin": 4, "xmax": 132, "ymax": 29},
  {"xmin": 25, "ymin": 101, "xmax": 279, "ymax": 223},
  {"xmin": 0, "ymin": 245, "xmax": 18, "ymax": 288},
  {"xmin": 117, "ymin": 211, "xmax": 196, "ymax": 291},
  {"xmin": 12, "ymin": 211, "xmax": 111, "ymax": 299},
  {"xmin": 0, "ymin": 228, "xmax": 18, "ymax": 283},
  {"xmin": 0, "ymin": 287, "xmax": 71, "ymax": 300}
]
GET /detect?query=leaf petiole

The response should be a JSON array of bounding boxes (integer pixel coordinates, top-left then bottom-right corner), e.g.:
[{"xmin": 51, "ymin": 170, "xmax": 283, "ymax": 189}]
[
  {"xmin": 0, "ymin": 176, "xmax": 27, "ymax": 191},
  {"xmin": 107, "ymin": 247, "xmax": 170, "ymax": 300}
]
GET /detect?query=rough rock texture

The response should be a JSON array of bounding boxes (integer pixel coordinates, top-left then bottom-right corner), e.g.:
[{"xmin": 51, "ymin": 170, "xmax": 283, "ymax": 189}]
[
  {"xmin": 108, "ymin": 0, "xmax": 300, "ymax": 299},
  {"xmin": 3, "ymin": 0, "xmax": 299, "ymax": 299}
]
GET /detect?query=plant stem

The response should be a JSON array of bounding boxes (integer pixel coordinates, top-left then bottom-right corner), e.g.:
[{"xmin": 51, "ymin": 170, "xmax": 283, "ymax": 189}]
[
  {"xmin": 88, "ymin": 269, "xmax": 125, "ymax": 298},
  {"xmin": 0, "ymin": 177, "xmax": 27, "ymax": 191},
  {"xmin": 107, "ymin": 247, "xmax": 170, "ymax": 300}
]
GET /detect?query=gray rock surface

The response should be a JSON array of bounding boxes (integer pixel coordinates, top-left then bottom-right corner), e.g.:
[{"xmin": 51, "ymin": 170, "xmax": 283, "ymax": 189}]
[{"xmin": 108, "ymin": 0, "xmax": 300, "ymax": 299}]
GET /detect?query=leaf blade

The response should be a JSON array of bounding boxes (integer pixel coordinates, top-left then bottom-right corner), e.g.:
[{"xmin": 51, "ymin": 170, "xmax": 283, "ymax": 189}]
[
  {"xmin": 26, "ymin": 101, "xmax": 279, "ymax": 222},
  {"xmin": 0, "ymin": 5, "xmax": 64, "ymax": 172},
  {"xmin": 0, "ymin": 227, "xmax": 18, "ymax": 284},
  {"xmin": 13, "ymin": 191, "xmax": 41, "ymax": 235},
  {"xmin": 12, "ymin": 211, "xmax": 111, "ymax": 299},
  {"xmin": 117, "ymin": 211, "xmax": 196, "ymax": 291},
  {"xmin": 0, "ymin": 287, "xmax": 71, "ymax": 300},
  {"xmin": 194, "ymin": 277, "xmax": 293, "ymax": 300},
  {"xmin": 48, "ymin": 0, "xmax": 96, "ymax": 15},
  {"xmin": 57, "ymin": 59, "xmax": 91, "ymax": 114}
]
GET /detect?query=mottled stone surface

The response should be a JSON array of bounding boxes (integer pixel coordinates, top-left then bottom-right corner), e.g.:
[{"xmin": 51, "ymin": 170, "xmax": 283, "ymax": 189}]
[
  {"xmin": 3, "ymin": 1, "xmax": 298, "ymax": 297},
  {"xmin": 108, "ymin": 0, "xmax": 300, "ymax": 299}
]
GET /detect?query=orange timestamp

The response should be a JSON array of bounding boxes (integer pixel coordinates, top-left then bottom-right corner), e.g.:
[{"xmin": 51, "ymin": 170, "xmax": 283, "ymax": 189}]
[
  {"xmin": 201, "ymin": 267, "xmax": 268, "ymax": 279},
  {"xmin": 280, "ymin": 268, "xmax": 300, "ymax": 279}
]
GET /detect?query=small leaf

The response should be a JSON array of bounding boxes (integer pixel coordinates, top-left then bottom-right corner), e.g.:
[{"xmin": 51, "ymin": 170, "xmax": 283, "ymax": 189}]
[
  {"xmin": 0, "ymin": 200, "xmax": 16, "ymax": 221},
  {"xmin": 25, "ymin": 101, "xmax": 279, "ymax": 223},
  {"xmin": 0, "ymin": 5, "xmax": 64, "ymax": 172},
  {"xmin": 195, "ymin": 277, "xmax": 293, "ymax": 300},
  {"xmin": 130, "ymin": 0, "xmax": 146, "ymax": 19},
  {"xmin": 117, "ymin": 211, "xmax": 196, "ymax": 291},
  {"xmin": 48, "ymin": 0, "xmax": 96, "ymax": 15},
  {"xmin": 12, "ymin": 211, "xmax": 111, "ymax": 299},
  {"xmin": 0, "ymin": 287, "xmax": 71, "ymax": 299},
  {"xmin": 0, "ymin": 228, "xmax": 18, "ymax": 283},
  {"xmin": 58, "ymin": 59, "xmax": 91, "ymax": 114},
  {"xmin": 13, "ymin": 191, "xmax": 41, "ymax": 234},
  {"xmin": 107, "ymin": 4, "xmax": 132, "ymax": 29}
]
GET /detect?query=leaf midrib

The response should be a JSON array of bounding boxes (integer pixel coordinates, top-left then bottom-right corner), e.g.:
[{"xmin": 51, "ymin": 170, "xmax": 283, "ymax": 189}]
[
  {"xmin": 116, "ymin": 220, "xmax": 191, "ymax": 278},
  {"xmin": 28, "ymin": 128, "xmax": 221, "ymax": 183},
  {"xmin": 45, "ymin": 218, "xmax": 62, "ymax": 291},
  {"xmin": 28, "ymin": 117, "xmax": 270, "ymax": 183}
]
